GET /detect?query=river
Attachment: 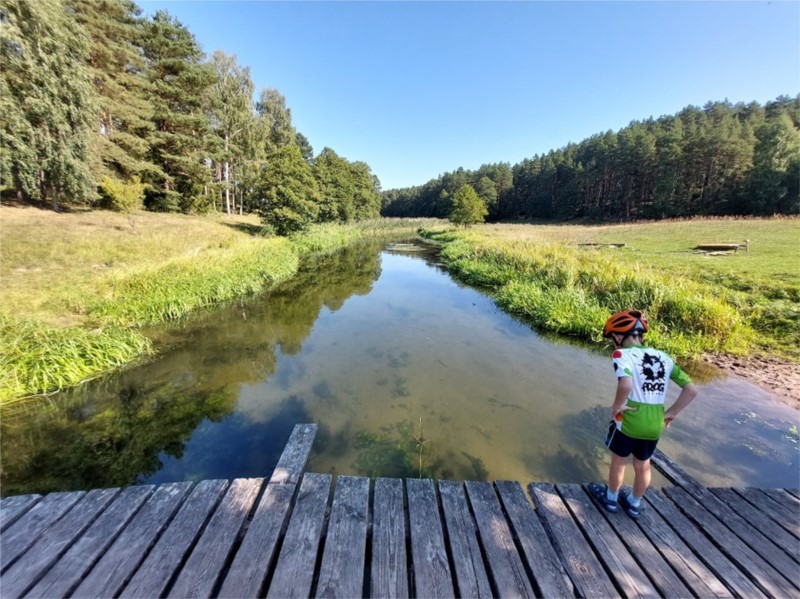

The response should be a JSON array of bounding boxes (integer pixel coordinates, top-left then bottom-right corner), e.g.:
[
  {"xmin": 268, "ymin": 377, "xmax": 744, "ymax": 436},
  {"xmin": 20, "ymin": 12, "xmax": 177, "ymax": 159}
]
[{"xmin": 1, "ymin": 240, "xmax": 797, "ymax": 496}]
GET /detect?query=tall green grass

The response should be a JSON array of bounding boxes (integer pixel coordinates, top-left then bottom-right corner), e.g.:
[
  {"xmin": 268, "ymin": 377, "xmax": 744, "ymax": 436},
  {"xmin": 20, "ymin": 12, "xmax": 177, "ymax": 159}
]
[
  {"xmin": 425, "ymin": 228, "xmax": 756, "ymax": 359},
  {"xmin": 89, "ymin": 238, "xmax": 298, "ymax": 326},
  {"xmin": 0, "ymin": 315, "xmax": 152, "ymax": 400},
  {"xmin": 1, "ymin": 210, "xmax": 439, "ymax": 404}
]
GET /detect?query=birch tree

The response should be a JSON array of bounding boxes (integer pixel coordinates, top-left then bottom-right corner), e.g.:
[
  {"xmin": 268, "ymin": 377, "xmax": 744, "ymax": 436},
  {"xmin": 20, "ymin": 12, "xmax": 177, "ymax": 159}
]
[{"xmin": 209, "ymin": 51, "xmax": 255, "ymax": 215}]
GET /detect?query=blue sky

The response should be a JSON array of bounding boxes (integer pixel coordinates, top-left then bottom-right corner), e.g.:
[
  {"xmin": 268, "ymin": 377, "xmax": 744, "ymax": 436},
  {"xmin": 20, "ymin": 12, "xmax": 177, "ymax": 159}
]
[{"xmin": 140, "ymin": 1, "xmax": 800, "ymax": 190}]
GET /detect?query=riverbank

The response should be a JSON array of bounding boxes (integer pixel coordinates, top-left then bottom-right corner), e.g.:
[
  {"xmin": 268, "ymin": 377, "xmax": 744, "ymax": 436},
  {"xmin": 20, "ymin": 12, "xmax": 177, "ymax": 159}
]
[
  {"xmin": 421, "ymin": 218, "xmax": 800, "ymax": 410},
  {"xmin": 706, "ymin": 354, "xmax": 800, "ymax": 411},
  {"xmin": 0, "ymin": 206, "xmax": 437, "ymax": 404}
]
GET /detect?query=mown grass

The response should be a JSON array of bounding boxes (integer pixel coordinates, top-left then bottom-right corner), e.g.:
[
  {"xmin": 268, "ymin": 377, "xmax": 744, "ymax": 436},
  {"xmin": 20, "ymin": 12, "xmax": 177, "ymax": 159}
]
[
  {"xmin": 0, "ymin": 207, "xmax": 436, "ymax": 403},
  {"xmin": 422, "ymin": 217, "xmax": 799, "ymax": 361}
]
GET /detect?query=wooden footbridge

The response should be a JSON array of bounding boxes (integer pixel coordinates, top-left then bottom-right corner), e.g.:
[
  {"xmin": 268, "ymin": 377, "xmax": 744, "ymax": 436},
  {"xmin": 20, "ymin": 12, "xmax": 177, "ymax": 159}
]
[{"xmin": 1, "ymin": 423, "xmax": 798, "ymax": 598}]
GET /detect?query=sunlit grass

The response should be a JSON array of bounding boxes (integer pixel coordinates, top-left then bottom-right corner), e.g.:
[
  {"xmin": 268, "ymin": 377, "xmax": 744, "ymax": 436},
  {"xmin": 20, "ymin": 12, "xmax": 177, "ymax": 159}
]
[
  {"xmin": 423, "ymin": 217, "xmax": 798, "ymax": 361},
  {"xmin": 0, "ymin": 207, "xmax": 438, "ymax": 403}
]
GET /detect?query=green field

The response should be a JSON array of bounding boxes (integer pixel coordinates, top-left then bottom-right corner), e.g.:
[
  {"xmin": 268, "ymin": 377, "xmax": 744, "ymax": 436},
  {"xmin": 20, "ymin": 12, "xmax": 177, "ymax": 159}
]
[{"xmin": 423, "ymin": 217, "xmax": 800, "ymax": 361}]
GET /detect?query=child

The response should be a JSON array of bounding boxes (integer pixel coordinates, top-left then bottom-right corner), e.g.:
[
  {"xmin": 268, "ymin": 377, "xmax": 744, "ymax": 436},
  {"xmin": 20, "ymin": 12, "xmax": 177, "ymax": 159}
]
[{"xmin": 588, "ymin": 309, "xmax": 698, "ymax": 519}]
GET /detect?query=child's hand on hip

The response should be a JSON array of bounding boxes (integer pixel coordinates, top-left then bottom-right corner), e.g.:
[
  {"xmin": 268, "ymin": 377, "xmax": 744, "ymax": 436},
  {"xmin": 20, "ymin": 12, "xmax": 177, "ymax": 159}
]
[{"xmin": 613, "ymin": 405, "xmax": 637, "ymax": 421}]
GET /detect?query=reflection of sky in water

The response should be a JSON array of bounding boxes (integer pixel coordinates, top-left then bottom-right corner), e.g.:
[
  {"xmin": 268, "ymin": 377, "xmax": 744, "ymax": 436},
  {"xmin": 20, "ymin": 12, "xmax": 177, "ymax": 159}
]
[
  {"xmin": 151, "ymin": 248, "xmax": 799, "ymax": 488},
  {"xmin": 2, "ymin": 244, "xmax": 798, "ymax": 495}
]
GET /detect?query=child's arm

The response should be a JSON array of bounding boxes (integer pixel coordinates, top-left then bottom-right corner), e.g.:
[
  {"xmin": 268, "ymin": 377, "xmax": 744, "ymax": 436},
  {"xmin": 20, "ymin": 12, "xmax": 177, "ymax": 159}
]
[
  {"xmin": 664, "ymin": 383, "xmax": 698, "ymax": 427},
  {"xmin": 611, "ymin": 376, "xmax": 634, "ymax": 420}
]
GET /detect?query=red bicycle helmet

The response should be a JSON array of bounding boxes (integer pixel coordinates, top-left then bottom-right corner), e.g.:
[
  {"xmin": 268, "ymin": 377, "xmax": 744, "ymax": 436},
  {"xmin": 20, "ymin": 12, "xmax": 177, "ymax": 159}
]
[{"xmin": 603, "ymin": 309, "xmax": 649, "ymax": 338}]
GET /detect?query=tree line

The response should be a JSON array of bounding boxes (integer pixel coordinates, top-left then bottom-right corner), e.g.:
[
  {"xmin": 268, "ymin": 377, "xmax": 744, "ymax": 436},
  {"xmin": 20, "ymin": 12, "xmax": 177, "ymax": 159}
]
[
  {"xmin": 0, "ymin": 0, "xmax": 381, "ymax": 233},
  {"xmin": 382, "ymin": 96, "xmax": 800, "ymax": 221}
]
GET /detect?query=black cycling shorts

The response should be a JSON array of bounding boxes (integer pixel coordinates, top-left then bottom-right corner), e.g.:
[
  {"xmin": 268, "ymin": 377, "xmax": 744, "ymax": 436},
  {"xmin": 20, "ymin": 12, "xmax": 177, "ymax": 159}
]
[{"xmin": 605, "ymin": 421, "xmax": 658, "ymax": 461}]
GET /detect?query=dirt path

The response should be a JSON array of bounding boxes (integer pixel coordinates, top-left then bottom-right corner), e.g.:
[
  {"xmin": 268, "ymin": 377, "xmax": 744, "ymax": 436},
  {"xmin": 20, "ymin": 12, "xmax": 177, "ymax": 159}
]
[{"xmin": 705, "ymin": 354, "xmax": 800, "ymax": 411}]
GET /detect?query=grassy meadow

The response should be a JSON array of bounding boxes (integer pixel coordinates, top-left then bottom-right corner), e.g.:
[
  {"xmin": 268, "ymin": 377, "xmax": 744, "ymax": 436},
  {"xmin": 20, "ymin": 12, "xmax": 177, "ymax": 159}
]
[
  {"xmin": 0, "ymin": 206, "xmax": 434, "ymax": 403},
  {"xmin": 422, "ymin": 217, "xmax": 800, "ymax": 361}
]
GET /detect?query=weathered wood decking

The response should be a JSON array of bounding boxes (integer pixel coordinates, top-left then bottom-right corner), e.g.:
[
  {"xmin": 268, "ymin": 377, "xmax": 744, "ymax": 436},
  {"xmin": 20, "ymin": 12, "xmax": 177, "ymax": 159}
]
[{"xmin": 1, "ymin": 423, "xmax": 799, "ymax": 598}]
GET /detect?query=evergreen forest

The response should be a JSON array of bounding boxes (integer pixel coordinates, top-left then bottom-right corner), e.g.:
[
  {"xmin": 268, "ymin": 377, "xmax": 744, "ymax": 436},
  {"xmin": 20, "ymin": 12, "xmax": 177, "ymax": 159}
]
[
  {"xmin": 381, "ymin": 96, "xmax": 800, "ymax": 221},
  {"xmin": 0, "ymin": 0, "xmax": 382, "ymax": 234},
  {"xmin": 2, "ymin": 0, "xmax": 798, "ymax": 230}
]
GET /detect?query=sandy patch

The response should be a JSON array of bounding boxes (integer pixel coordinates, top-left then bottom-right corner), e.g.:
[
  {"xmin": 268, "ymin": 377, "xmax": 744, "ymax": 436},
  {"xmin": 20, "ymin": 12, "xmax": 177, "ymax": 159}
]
[{"xmin": 705, "ymin": 354, "xmax": 800, "ymax": 412}]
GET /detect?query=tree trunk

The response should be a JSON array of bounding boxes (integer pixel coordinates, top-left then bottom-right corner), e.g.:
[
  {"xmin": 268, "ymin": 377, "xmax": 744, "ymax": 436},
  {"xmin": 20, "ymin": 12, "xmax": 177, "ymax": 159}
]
[{"xmin": 224, "ymin": 133, "xmax": 231, "ymax": 215}]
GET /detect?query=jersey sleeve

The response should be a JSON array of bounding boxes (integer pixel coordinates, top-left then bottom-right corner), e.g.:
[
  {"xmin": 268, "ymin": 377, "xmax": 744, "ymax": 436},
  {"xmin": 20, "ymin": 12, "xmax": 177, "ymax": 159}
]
[
  {"xmin": 612, "ymin": 350, "xmax": 633, "ymax": 378},
  {"xmin": 670, "ymin": 363, "xmax": 692, "ymax": 387}
]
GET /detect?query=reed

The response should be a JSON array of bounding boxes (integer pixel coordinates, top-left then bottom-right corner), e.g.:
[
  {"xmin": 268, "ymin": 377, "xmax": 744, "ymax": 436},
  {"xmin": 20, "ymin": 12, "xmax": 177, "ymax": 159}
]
[
  {"xmin": 424, "ymin": 225, "xmax": 771, "ymax": 360},
  {"xmin": 0, "ymin": 315, "xmax": 152, "ymax": 403}
]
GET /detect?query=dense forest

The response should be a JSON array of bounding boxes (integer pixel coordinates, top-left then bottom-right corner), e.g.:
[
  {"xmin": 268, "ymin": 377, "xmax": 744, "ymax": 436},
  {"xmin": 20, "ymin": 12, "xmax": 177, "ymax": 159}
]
[
  {"xmin": 382, "ymin": 96, "xmax": 800, "ymax": 221},
  {"xmin": 0, "ymin": 0, "xmax": 381, "ymax": 233}
]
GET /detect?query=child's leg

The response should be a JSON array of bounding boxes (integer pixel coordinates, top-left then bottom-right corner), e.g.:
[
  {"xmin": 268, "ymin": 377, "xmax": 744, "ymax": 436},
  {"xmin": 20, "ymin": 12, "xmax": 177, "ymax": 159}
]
[
  {"xmin": 608, "ymin": 452, "xmax": 627, "ymax": 494},
  {"xmin": 632, "ymin": 457, "xmax": 651, "ymax": 498}
]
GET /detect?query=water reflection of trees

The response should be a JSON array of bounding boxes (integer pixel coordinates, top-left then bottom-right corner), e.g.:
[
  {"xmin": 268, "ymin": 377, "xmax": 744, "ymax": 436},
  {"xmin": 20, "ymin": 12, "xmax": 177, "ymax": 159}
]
[
  {"xmin": 0, "ymin": 384, "xmax": 235, "ymax": 496},
  {"xmin": 0, "ymin": 242, "xmax": 384, "ymax": 496}
]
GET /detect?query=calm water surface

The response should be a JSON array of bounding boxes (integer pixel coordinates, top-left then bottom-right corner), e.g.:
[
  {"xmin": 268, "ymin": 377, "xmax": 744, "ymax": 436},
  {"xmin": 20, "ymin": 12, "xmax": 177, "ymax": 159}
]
[{"xmin": 2, "ymin": 241, "xmax": 798, "ymax": 496}]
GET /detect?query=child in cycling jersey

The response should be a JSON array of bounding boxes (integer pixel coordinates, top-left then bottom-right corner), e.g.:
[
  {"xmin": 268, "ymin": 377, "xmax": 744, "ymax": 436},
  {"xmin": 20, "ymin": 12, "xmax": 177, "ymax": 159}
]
[{"xmin": 588, "ymin": 310, "xmax": 698, "ymax": 519}]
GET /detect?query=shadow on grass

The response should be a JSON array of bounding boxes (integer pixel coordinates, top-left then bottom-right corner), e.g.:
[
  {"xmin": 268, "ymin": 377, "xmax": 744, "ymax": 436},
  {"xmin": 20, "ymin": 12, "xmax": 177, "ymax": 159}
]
[{"xmin": 221, "ymin": 221, "xmax": 271, "ymax": 237}]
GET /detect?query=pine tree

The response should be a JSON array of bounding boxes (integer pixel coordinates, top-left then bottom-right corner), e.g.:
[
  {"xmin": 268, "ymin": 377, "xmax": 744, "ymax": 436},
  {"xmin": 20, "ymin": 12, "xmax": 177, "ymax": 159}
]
[
  {"xmin": 475, "ymin": 176, "xmax": 498, "ymax": 216},
  {"xmin": 1, "ymin": 0, "xmax": 96, "ymax": 208},
  {"xmin": 140, "ymin": 10, "xmax": 215, "ymax": 212},
  {"xmin": 449, "ymin": 184, "xmax": 487, "ymax": 228},
  {"xmin": 72, "ymin": 0, "xmax": 157, "ymax": 185}
]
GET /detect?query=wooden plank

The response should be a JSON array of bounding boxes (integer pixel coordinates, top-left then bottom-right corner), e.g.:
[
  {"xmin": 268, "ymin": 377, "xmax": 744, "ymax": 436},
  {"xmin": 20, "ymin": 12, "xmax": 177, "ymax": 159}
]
[
  {"xmin": 527, "ymin": 483, "xmax": 617, "ymax": 598},
  {"xmin": 269, "ymin": 423, "xmax": 318, "ymax": 485},
  {"xmin": 438, "ymin": 481, "xmax": 492, "ymax": 599},
  {"xmin": 25, "ymin": 485, "xmax": 154, "ymax": 599},
  {"xmin": 574, "ymin": 484, "xmax": 691, "ymax": 597},
  {"xmin": 662, "ymin": 487, "xmax": 796, "ymax": 597},
  {"xmin": 0, "ymin": 491, "xmax": 84, "ymax": 573},
  {"xmin": 734, "ymin": 487, "xmax": 800, "ymax": 539},
  {"xmin": 0, "ymin": 494, "xmax": 41, "ymax": 532},
  {"xmin": 634, "ymin": 489, "xmax": 732, "ymax": 598},
  {"xmin": 73, "ymin": 482, "xmax": 192, "ymax": 598},
  {"xmin": 645, "ymin": 488, "xmax": 763, "ymax": 597},
  {"xmin": 216, "ymin": 481, "xmax": 295, "ymax": 598},
  {"xmin": 169, "ymin": 477, "xmax": 264, "ymax": 599},
  {"xmin": 465, "ymin": 481, "xmax": 534, "ymax": 598},
  {"xmin": 0, "ymin": 488, "xmax": 119, "ymax": 599},
  {"xmin": 664, "ymin": 486, "xmax": 799, "ymax": 594},
  {"xmin": 669, "ymin": 482, "xmax": 800, "ymax": 576},
  {"xmin": 711, "ymin": 487, "xmax": 800, "ymax": 564},
  {"xmin": 651, "ymin": 449, "xmax": 704, "ymax": 494},
  {"xmin": 494, "ymin": 481, "xmax": 573, "ymax": 598},
  {"xmin": 267, "ymin": 473, "xmax": 332, "ymax": 599},
  {"xmin": 406, "ymin": 478, "xmax": 454, "ymax": 599},
  {"xmin": 785, "ymin": 488, "xmax": 800, "ymax": 501},
  {"xmin": 119, "ymin": 479, "xmax": 229, "ymax": 599},
  {"xmin": 315, "ymin": 475, "xmax": 370, "ymax": 598},
  {"xmin": 656, "ymin": 450, "xmax": 800, "ymax": 588},
  {"xmin": 370, "ymin": 478, "xmax": 409, "ymax": 599},
  {"xmin": 764, "ymin": 488, "xmax": 800, "ymax": 514},
  {"xmin": 218, "ymin": 424, "xmax": 318, "ymax": 598},
  {"xmin": 557, "ymin": 484, "xmax": 658, "ymax": 598}
]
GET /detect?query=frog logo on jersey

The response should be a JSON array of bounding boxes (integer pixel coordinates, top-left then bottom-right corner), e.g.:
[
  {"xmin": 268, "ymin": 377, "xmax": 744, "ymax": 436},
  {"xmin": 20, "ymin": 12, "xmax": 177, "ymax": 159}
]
[{"xmin": 641, "ymin": 352, "xmax": 666, "ymax": 393}]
